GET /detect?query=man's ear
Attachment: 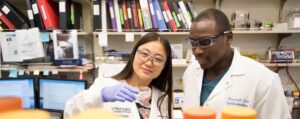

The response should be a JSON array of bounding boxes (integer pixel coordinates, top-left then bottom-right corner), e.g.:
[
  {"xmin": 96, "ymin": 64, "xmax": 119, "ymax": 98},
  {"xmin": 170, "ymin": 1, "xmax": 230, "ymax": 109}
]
[{"xmin": 225, "ymin": 33, "xmax": 233, "ymax": 45}]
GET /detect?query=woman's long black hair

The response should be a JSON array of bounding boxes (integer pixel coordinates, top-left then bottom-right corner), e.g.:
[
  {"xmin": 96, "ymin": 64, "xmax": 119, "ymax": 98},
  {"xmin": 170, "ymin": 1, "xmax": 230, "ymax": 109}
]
[{"xmin": 112, "ymin": 32, "xmax": 173, "ymax": 119}]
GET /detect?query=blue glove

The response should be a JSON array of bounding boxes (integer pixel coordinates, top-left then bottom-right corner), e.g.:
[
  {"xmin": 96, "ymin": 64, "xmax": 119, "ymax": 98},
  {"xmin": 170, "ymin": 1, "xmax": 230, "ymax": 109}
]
[{"xmin": 101, "ymin": 83, "xmax": 139, "ymax": 102}]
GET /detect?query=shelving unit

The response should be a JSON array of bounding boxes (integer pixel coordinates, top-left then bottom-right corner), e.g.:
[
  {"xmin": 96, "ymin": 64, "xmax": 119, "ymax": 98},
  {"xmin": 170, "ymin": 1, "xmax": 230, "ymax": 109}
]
[
  {"xmin": 2, "ymin": 0, "xmax": 299, "ymax": 83},
  {"xmin": 0, "ymin": 0, "xmax": 94, "ymax": 78},
  {"xmin": 1, "ymin": 64, "xmax": 94, "ymax": 73},
  {"xmin": 91, "ymin": 0, "xmax": 300, "ymax": 91},
  {"xmin": 93, "ymin": 29, "xmax": 300, "ymax": 36}
]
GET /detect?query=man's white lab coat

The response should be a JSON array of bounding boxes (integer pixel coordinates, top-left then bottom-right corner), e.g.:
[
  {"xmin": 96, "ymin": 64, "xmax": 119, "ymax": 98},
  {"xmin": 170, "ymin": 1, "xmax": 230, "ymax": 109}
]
[
  {"xmin": 64, "ymin": 78, "xmax": 168, "ymax": 119},
  {"xmin": 182, "ymin": 48, "xmax": 291, "ymax": 119}
]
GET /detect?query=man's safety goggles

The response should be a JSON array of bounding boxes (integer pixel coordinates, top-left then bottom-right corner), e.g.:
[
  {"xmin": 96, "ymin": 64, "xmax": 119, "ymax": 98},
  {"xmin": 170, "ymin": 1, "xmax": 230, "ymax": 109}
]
[{"xmin": 186, "ymin": 31, "xmax": 231, "ymax": 48}]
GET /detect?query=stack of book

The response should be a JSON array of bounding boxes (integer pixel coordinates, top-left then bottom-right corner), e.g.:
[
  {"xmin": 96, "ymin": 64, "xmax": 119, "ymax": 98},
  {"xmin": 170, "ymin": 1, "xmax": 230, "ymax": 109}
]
[{"xmin": 93, "ymin": 0, "xmax": 197, "ymax": 32}]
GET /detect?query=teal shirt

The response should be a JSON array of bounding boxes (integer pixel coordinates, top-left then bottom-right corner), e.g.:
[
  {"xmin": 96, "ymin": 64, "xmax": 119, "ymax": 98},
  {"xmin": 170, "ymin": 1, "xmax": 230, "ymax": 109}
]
[{"xmin": 200, "ymin": 68, "xmax": 229, "ymax": 106}]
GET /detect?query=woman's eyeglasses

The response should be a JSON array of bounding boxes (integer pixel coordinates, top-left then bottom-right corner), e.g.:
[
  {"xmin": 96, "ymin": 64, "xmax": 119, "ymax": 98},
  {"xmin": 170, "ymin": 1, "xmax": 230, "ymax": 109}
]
[
  {"xmin": 186, "ymin": 31, "xmax": 231, "ymax": 48},
  {"xmin": 136, "ymin": 49, "xmax": 165, "ymax": 65}
]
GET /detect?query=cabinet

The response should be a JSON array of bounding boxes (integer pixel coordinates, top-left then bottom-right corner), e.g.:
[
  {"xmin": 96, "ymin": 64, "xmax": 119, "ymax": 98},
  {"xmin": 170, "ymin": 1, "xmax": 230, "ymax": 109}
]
[{"xmin": 92, "ymin": 0, "xmax": 300, "ymax": 91}]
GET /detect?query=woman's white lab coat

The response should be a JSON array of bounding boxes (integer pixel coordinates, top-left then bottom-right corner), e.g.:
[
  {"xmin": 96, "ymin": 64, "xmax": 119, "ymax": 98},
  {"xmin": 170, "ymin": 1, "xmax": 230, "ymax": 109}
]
[
  {"xmin": 182, "ymin": 48, "xmax": 291, "ymax": 119},
  {"xmin": 64, "ymin": 77, "xmax": 168, "ymax": 119}
]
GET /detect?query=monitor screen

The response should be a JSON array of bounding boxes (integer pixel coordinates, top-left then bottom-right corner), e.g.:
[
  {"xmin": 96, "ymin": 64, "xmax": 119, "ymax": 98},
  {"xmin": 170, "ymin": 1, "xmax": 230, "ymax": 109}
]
[
  {"xmin": 0, "ymin": 78, "xmax": 36, "ymax": 109},
  {"xmin": 38, "ymin": 79, "xmax": 87, "ymax": 112}
]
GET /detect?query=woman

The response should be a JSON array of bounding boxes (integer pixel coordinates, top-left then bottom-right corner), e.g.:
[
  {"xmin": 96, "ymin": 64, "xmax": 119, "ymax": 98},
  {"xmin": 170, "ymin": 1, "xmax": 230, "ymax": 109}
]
[{"xmin": 64, "ymin": 32, "xmax": 173, "ymax": 119}]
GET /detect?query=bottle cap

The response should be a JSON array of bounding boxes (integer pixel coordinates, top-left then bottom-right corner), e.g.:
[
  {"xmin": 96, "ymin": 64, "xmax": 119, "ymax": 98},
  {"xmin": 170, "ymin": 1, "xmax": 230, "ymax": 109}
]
[
  {"xmin": 222, "ymin": 106, "xmax": 256, "ymax": 119},
  {"xmin": 0, "ymin": 96, "xmax": 22, "ymax": 113},
  {"xmin": 0, "ymin": 110, "xmax": 50, "ymax": 119},
  {"xmin": 183, "ymin": 107, "xmax": 216, "ymax": 119}
]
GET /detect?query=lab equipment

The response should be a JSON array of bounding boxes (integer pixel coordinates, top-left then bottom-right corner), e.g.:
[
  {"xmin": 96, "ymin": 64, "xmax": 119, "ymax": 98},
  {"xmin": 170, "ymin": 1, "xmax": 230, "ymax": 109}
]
[
  {"xmin": 268, "ymin": 50, "xmax": 295, "ymax": 63},
  {"xmin": 231, "ymin": 10, "xmax": 250, "ymax": 30},
  {"xmin": 288, "ymin": 8, "xmax": 300, "ymax": 29}
]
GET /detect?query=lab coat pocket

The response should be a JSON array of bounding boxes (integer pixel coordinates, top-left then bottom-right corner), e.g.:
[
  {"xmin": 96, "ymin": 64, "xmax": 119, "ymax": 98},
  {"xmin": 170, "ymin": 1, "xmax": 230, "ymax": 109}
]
[{"xmin": 103, "ymin": 102, "xmax": 140, "ymax": 119}]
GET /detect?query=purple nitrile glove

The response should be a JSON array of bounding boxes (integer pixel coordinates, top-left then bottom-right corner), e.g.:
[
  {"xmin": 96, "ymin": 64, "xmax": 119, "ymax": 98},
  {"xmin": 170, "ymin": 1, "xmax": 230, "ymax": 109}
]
[{"xmin": 101, "ymin": 83, "xmax": 139, "ymax": 102}]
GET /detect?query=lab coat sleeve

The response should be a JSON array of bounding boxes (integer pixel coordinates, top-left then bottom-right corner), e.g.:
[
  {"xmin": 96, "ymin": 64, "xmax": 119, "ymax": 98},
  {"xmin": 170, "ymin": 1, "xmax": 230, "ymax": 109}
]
[
  {"xmin": 254, "ymin": 73, "xmax": 291, "ymax": 119},
  {"xmin": 182, "ymin": 63, "xmax": 196, "ymax": 109},
  {"xmin": 63, "ymin": 77, "xmax": 120, "ymax": 118}
]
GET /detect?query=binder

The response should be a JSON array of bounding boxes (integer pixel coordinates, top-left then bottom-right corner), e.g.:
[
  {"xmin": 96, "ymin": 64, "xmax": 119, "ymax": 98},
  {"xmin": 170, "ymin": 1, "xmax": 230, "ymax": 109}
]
[
  {"xmin": 148, "ymin": 0, "xmax": 158, "ymax": 30},
  {"xmin": 118, "ymin": 0, "xmax": 124, "ymax": 28},
  {"xmin": 161, "ymin": 0, "xmax": 178, "ymax": 32},
  {"xmin": 161, "ymin": 0, "xmax": 177, "ymax": 32},
  {"xmin": 59, "ymin": 0, "xmax": 71, "ymax": 30},
  {"xmin": 0, "ymin": 0, "xmax": 29, "ymax": 29},
  {"xmin": 178, "ymin": 1, "xmax": 191, "ymax": 29},
  {"xmin": 139, "ymin": 0, "xmax": 152, "ymax": 30},
  {"xmin": 31, "ymin": 0, "xmax": 45, "ymax": 31},
  {"xmin": 135, "ymin": 0, "xmax": 144, "ymax": 31},
  {"xmin": 70, "ymin": 1, "xmax": 82, "ymax": 30},
  {"xmin": 158, "ymin": 0, "xmax": 170, "ymax": 31},
  {"xmin": 93, "ymin": 0, "xmax": 101, "ymax": 31},
  {"xmin": 37, "ymin": 0, "xmax": 59, "ymax": 30},
  {"xmin": 0, "ymin": 20, "xmax": 7, "ymax": 29},
  {"xmin": 122, "ymin": 0, "xmax": 129, "ymax": 31},
  {"xmin": 153, "ymin": 0, "xmax": 167, "ymax": 31},
  {"xmin": 126, "ymin": 0, "xmax": 134, "ymax": 31},
  {"xmin": 184, "ymin": 2, "xmax": 192, "ymax": 20},
  {"xmin": 186, "ymin": 1, "xmax": 197, "ymax": 19},
  {"xmin": 168, "ymin": 1, "xmax": 181, "ymax": 29},
  {"xmin": 176, "ymin": 2, "xmax": 188, "ymax": 30},
  {"xmin": 172, "ymin": 1, "xmax": 187, "ymax": 30},
  {"xmin": 0, "ymin": 10, "xmax": 15, "ymax": 29},
  {"xmin": 108, "ymin": 0, "xmax": 117, "ymax": 31},
  {"xmin": 26, "ymin": 0, "xmax": 35, "ymax": 28},
  {"xmin": 131, "ymin": 0, "xmax": 139, "ymax": 31},
  {"xmin": 114, "ymin": 0, "xmax": 122, "ymax": 32},
  {"xmin": 101, "ymin": 0, "xmax": 106, "ymax": 32}
]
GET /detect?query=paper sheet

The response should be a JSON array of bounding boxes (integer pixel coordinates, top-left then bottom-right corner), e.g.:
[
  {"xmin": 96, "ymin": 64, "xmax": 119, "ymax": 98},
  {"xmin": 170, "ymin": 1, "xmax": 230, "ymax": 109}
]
[
  {"xmin": 16, "ymin": 28, "xmax": 45, "ymax": 60},
  {"xmin": 0, "ymin": 32, "xmax": 22, "ymax": 62}
]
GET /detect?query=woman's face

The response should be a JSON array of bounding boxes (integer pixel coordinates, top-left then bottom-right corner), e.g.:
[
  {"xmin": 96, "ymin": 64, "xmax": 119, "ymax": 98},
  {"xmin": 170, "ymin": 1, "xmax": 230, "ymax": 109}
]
[{"xmin": 132, "ymin": 40, "xmax": 167, "ymax": 83}]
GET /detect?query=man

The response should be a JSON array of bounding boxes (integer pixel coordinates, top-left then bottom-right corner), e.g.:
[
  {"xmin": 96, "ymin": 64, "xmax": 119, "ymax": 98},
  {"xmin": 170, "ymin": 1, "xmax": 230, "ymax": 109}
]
[{"xmin": 182, "ymin": 8, "xmax": 291, "ymax": 119}]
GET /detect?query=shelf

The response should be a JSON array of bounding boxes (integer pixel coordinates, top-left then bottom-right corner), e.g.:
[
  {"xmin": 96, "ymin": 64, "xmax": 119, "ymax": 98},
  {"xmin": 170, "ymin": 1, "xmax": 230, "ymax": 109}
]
[
  {"xmin": 172, "ymin": 64, "xmax": 190, "ymax": 68},
  {"xmin": 95, "ymin": 61, "xmax": 189, "ymax": 68},
  {"xmin": 232, "ymin": 30, "xmax": 300, "ymax": 34},
  {"xmin": 93, "ymin": 32, "xmax": 190, "ymax": 36},
  {"xmin": 173, "ymin": 62, "xmax": 300, "ymax": 68},
  {"xmin": 93, "ymin": 30, "xmax": 300, "ymax": 36},
  {"xmin": 1, "ymin": 64, "xmax": 94, "ymax": 73},
  {"xmin": 262, "ymin": 63, "xmax": 300, "ymax": 67}
]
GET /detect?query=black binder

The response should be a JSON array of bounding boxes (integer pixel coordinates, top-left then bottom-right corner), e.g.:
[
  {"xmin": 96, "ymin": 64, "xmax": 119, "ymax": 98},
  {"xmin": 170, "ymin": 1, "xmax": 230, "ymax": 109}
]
[
  {"xmin": 26, "ymin": 0, "xmax": 35, "ymax": 27},
  {"xmin": 70, "ymin": 1, "xmax": 82, "ymax": 30},
  {"xmin": 59, "ymin": 0, "xmax": 71, "ymax": 30},
  {"xmin": 31, "ymin": 0, "xmax": 45, "ymax": 31},
  {"xmin": 93, "ymin": 0, "xmax": 101, "ymax": 31},
  {"xmin": 0, "ymin": 0, "xmax": 29, "ymax": 29}
]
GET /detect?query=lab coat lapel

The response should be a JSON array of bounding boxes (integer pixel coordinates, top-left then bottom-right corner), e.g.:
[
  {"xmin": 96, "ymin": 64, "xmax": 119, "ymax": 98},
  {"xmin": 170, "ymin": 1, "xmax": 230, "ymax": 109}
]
[
  {"xmin": 149, "ymin": 86, "xmax": 167, "ymax": 119},
  {"xmin": 195, "ymin": 62, "xmax": 204, "ymax": 100},
  {"xmin": 206, "ymin": 48, "xmax": 245, "ymax": 102}
]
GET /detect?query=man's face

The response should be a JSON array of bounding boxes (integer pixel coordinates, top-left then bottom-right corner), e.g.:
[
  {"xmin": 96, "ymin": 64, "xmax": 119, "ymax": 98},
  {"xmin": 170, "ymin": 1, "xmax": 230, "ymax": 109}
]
[{"xmin": 189, "ymin": 20, "xmax": 229, "ymax": 69}]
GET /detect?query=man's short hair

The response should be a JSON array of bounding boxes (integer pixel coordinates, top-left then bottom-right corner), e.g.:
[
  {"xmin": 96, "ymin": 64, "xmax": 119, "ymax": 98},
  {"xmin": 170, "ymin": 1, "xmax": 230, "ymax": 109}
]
[{"xmin": 192, "ymin": 8, "xmax": 231, "ymax": 33}]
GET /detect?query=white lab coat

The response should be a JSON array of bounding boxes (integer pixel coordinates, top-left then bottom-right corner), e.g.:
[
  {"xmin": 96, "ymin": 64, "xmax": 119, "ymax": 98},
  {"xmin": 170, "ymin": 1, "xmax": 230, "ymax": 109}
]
[
  {"xmin": 64, "ymin": 77, "xmax": 168, "ymax": 119},
  {"xmin": 182, "ymin": 48, "xmax": 291, "ymax": 119}
]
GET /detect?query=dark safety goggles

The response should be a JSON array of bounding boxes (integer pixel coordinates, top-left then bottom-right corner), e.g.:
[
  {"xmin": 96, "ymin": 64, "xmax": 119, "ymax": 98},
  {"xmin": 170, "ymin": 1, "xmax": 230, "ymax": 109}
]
[{"xmin": 186, "ymin": 31, "xmax": 231, "ymax": 48}]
